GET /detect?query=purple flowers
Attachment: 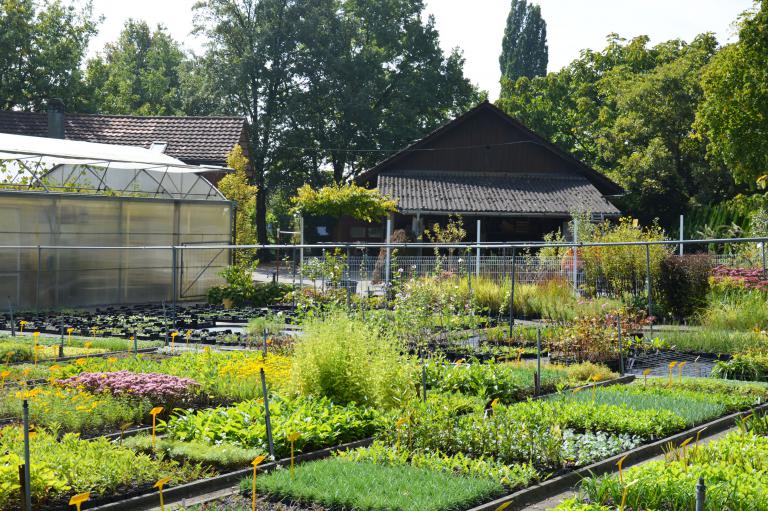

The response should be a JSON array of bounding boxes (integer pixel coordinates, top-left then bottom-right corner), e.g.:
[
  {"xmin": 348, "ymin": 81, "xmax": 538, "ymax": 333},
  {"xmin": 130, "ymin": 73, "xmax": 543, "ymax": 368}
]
[{"xmin": 59, "ymin": 371, "xmax": 199, "ymax": 402}]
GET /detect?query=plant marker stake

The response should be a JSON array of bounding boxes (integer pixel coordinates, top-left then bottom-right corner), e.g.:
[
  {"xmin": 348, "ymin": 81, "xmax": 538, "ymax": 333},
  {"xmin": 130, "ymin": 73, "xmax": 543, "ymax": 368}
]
[
  {"xmin": 22, "ymin": 400, "xmax": 31, "ymax": 511},
  {"xmin": 32, "ymin": 332, "xmax": 40, "ymax": 365},
  {"xmin": 678, "ymin": 361, "xmax": 687, "ymax": 381},
  {"xmin": 668, "ymin": 361, "xmax": 678, "ymax": 385},
  {"xmin": 251, "ymin": 455, "xmax": 266, "ymax": 511},
  {"xmin": 170, "ymin": 331, "xmax": 178, "ymax": 350},
  {"xmin": 68, "ymin": 492, "xmax": 90, "ymax": 511},
  {"xmin": 66, "ymin": 327, "xmax": 74, "ymax": 346},
  {"xmin": 150, "ymin": 406, "xmax": 164, "ymax": 451},
  {"xmin": 495, "ymin": 501, "xmax": 512, "ymax": 511},
  {"xmin": 643, "ymin": 368, "xmax": 652, "ymax": 385},
  {"xmin": 260, "ymin": 368, "xmax": 275, "ymax": 459},
  {"xmin": 695, "ymin": 477, "xmax": 706, "ymax": 511},
  {"xmin": 154, "ymin": 477, "xmax": 171, "ymax": 511},
  {"xmin": 287, "ymin": 432, "xmax": 300, "ymax": 480},
  {"xmin": 19, "ymin": 320, "xmax": 26, "ymax": 334},
  {"xmin": 617, "ymin": 316, "xmax": 624, "ymax": 376},
  {"xmin": 617, "ymin": 454, "xmax": 629, "ymax": 484},
  {"xmin": 185, "ymin": 329, "xmax": 191, "ymax": 347}
]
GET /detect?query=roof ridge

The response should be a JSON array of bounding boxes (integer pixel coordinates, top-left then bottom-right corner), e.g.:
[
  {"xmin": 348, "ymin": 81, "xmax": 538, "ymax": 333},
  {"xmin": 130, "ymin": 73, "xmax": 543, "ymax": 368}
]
[{"xmin": 65, "ymin": 113, "xmax": 246, "ymax": 122}]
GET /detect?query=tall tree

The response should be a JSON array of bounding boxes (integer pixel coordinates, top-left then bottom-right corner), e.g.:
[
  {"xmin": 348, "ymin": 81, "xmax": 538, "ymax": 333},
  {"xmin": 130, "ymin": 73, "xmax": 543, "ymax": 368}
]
[
  {"xmin": 285, "ymin": 0, "xmax": 478, "ymax": 183},
  {"xmin": 695, "ymin": 1, "xmax": 768, "ymax": 187},
  {"xmin": 0, "ymin": 0, "xmax": 98, "ymax": 111},
  {"xmin": 85, "ymin": 20, "xmax": 189, "ymax": 115},
  {"xmin": 498, "ymin": 33, "xmax": 731, "ymax": 228},
  {"xmin": 194, "ymin": 0, "xmax": 477, "ymax": 242},
  {"xmin": 499, "ymin": 0, "xmax": 548, "ymax": 82},
  {"xmin": 193, "ymin": 0, "xmax": 301, "ymax": 245}
]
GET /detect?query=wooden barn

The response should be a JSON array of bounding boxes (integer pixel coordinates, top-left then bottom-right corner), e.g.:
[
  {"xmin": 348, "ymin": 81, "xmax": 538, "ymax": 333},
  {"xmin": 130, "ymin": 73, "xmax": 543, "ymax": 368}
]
[{"xmin": 330, "ymin": 101, "xmax": 622, "ymax": 243}]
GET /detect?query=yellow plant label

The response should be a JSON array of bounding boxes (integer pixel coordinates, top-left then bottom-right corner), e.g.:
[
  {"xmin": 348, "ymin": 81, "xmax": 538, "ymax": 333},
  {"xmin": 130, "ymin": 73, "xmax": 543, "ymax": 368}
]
[
  {"xmin": 495, "ymin": 502, "xmax": 512, "ymax": 511},
  {"xmin": 642, "ymin": 369, "xmax": 652, "ymax": 376},
  {"xmin": 490, "ymin": 398, "xmax": 500, "ymax": 409},
  {"xmin": 67, "ymin": 327, "xmax": 74, "ymax": 334},
  {"xmin": 154, "ymin": 477, "xmax": 171, "ymax": 489},
  {"xmin": 287, "ymin": 432, "xmax": 301, "ymax": 442},
  {"xmin": 150, "ymin": 406, "xmax": 164, "ymax": 416},
  {"xmin": 1, "ymin": 371, "xmax": 9, "ymax": 378},
  {"xmin": 252, "ymin": 454, "xmax": 267, "ymax": 467},
  {"xmin": 668, "ymin": 361, "xmax": 678, "ymax": 369},
  {"xmin": 69, "ymin": 492, "xmax": 90, "ymax": 505}
]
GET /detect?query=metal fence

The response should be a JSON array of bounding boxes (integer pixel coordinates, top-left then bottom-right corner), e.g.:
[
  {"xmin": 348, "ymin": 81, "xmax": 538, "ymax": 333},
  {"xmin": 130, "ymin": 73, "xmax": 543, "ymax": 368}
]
[{"xmin": 1, "ymin": 236, "xmax": 766, "ymax": 310}]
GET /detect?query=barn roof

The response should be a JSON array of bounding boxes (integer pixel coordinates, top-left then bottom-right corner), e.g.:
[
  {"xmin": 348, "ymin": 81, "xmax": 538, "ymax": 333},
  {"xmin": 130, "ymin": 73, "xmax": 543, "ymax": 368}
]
[
  {"xmin": 378, "ymin": 170, "xmax": 620, "ymax": 218},
  {"xmin": 0, "ymin": 111, "xmax": 247, "ymax": 167}
]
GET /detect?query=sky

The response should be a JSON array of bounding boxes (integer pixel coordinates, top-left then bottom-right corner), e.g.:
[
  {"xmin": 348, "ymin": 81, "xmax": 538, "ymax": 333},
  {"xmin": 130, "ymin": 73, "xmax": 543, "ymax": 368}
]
[{"xmin": 86, "ymin": 0, "xmax": 755, "ymax": 100}]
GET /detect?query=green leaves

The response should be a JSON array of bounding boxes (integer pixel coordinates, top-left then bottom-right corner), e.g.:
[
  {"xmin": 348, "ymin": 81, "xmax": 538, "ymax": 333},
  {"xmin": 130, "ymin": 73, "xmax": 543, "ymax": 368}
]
[{"xmin": 291, "ymin": 183, "xmax": 397, "ymax": 222}]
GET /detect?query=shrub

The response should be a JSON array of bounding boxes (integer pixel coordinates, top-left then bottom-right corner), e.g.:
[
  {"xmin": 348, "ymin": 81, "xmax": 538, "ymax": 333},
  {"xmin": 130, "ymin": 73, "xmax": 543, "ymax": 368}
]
[
  {"xmin": 657, "ymin": 254, "xmax": 713, "ymax": 321},
  {"xmin": 292, "ymin": 313, "xmax": 416, "ymax": 409},
  {"xmin": 712, "ymin": 350, "xmax": 768, "ymax": 382}
]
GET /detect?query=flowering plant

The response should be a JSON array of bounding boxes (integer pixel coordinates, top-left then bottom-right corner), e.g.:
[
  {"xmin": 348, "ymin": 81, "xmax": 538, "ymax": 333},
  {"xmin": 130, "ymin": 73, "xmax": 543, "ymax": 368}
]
[{"xmin": 58, "ymin": 371, "xmax": 199, "ymax": 402}]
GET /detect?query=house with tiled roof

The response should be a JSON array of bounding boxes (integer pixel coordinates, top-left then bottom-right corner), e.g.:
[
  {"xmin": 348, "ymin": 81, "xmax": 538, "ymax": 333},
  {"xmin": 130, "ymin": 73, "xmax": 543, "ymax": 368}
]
[
  {"xmin": 338, "ymin": 101, "xmax": 622, "ymax": 243},
  {"xmin": 0, "ymin": 99, "xmax": 248, "ymax": 183}
]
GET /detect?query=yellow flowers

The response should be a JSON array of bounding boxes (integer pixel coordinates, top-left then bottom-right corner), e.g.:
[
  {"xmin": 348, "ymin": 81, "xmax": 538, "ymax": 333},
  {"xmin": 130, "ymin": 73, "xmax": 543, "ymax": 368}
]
[{"xmin": 75, "ymin": 358, "xmax": 87, "ymax": 367}]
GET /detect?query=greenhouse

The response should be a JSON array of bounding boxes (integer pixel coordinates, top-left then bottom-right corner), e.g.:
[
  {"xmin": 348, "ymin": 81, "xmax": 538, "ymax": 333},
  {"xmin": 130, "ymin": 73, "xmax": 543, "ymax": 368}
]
[{"xmin": 0, "ymin": 133, "xmax": 233, "ymax": 308}]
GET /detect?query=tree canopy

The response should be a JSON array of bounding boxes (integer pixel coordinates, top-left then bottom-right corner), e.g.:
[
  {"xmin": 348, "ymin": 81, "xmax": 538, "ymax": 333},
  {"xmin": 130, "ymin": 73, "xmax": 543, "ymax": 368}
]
[
  {"xmin": 499, "ymin": 0, "xmax": 548, "ymax": 82},
  {"xmin": 0, "ymin": 0, "xmax": 98, "ymax": 111},
  {"xmin": 695, "ymin": 1, "xmax": 768, "ymax": 187},
  {"xmin": 84, "ymin": 20, "xmax": 190, "ymax": 115},
  {"xmin": 498, "ymin": 33, "xmax": 733, "ymax": 228},
  {"xmin": 291, "ymin": 183, "xmax": 397, "ymax": 222}
]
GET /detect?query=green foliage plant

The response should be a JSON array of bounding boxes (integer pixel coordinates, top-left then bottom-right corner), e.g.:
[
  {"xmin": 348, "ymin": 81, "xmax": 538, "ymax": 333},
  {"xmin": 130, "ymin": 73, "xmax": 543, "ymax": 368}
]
[
  {"xmin": 291, "ymin": 313, "xmax": 416, "ymax": 409},
  {"xmin": 291, "ymin": 183, "xmax": 397, "ymax": 222}
]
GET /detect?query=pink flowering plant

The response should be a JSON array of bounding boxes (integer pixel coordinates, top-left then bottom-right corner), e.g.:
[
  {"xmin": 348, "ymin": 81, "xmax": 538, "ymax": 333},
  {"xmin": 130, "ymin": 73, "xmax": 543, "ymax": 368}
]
[
  {"xmin": 711, "ymin": 265, "xmax": 768, "ymax": 292},
  {"xmin": 58, "ymin": 371, "xmax": 200, "ymax": 404}
]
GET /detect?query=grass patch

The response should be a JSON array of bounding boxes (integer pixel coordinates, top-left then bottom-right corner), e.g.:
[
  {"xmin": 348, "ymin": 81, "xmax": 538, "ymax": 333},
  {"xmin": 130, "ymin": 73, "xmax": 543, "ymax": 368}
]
[
  {"xmin": 549, "ymin": 384, "xmax": 727, "ymax": 426},
  {"xmin": 656, "ymin": 328, "xmax": 767, "ymax": 354},
  {"xmin": 247, "ymin": 458, "xmax": 504, "ymax": 511}
]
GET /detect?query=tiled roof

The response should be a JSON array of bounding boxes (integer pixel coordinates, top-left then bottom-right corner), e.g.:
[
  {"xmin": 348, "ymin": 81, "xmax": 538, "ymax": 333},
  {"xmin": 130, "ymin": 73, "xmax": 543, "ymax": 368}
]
[
  {"xmin": 378, "ymin": 170, "xmax": 621, "ymax": 217},
  {"xmin": 0, "ymin": 111, "xmax": 247, "ymax": 166}
]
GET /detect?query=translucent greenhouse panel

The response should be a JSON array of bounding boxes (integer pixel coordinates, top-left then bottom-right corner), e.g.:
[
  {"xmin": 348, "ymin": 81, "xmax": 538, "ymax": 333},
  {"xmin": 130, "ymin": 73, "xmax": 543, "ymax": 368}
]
[{"xmin": 0, "ymin": 192, "xmax": 232, "ymax": 308}]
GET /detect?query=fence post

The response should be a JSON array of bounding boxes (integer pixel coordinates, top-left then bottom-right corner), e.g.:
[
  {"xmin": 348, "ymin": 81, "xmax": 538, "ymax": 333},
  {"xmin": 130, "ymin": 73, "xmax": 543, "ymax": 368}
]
[
  {"xmin": 536, "ymin": 328, "xmax": 542, "ymax": 395},
  {"xmin": 171, "ymin": 246, "xmax": 178, "ymax": 328},
  {"xmin": 22, "ymin": 400, "xmax": 31, "ymax": 511},
  {"xmin": 260, "ymin": 368, "xmax": 275, "ymax": 459},
  {"xmin": 475, "ymin": 219, "xmax": 481, "ymax": 279},
  {"xmin": 385, "ymin": 216, "xmax": 392, "ymax": 287},
  {"xmin": 617, "ymin": 316, "xmax": 624, "ymax": 376},
  {"xmin": 422, "ymin": 364, "xmax": 427, "ymax": 403},
  {"xmin": 645, "ymin": 243, "xmax": 653, "ymax": 332},
  {"xmin": 262, "ymin": 331, "xmax": 268, "ymax": 358},
  {"xmin": 59, "ymin": 314, "xmax": 65, "ymax": 358},
  {"xmin": 162, "ymin": 301, "xmax": 168, "ymax": 347},
  {"xmin": 134, "ymin": 332, "xmax": 138, "ymax": 356},
  {"xmin": 679, "ymin": 214, "xmax": 684, "ymax": 256},
  {"xmin": 695, "ymin": 477, "xmax": 706, "ymax": 511},
  {"xmin": 508, "ymin": 247, "xmax": 517, "ymax": 338},
  {"xmin": 346, "ymin": 245, "xmax": 351, "ymax": 312},
  {"xmin": 299, "ymin": 215, "xmax": 304, "ymax": 290},
  {"xmin": 8, "ymin": 298, "xmax": 15, "ymax": 337},
  {"xmin": 35, "ymin": 245, "xmax": 41, "ymax": 312},
  {"xmin": 762, "ymin": 238, "xmax": 767, "ymax": 279},
  {"xmin": 572, "ymin": 218, "xmax": 578, "ymax": 293}
]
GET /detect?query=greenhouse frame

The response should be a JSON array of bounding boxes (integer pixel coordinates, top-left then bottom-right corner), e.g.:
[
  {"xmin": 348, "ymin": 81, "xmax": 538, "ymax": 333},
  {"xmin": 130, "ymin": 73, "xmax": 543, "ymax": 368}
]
[{"xmin": 0, "ymin": 134, "xmax": 234, "ymax": 309}]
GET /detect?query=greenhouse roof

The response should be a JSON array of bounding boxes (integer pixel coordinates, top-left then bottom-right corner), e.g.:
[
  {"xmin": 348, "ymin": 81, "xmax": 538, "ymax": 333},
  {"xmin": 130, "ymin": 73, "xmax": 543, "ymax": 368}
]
[{"xmin": 0, "ymin": 133, "xmax": 228, "ymax": 200}]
